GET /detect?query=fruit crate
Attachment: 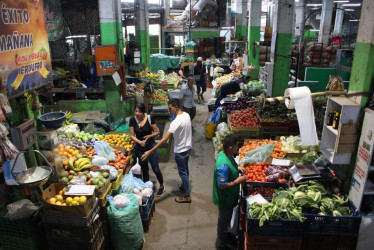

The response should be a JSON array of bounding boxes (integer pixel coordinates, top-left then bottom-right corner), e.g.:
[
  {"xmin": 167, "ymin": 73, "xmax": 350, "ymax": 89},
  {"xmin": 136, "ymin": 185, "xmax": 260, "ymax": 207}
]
[
  {"xmin": 0, "ymin": 202, "xmax": 42, "ymax": 238},
  {"xmin": 260, "ymin": 126, "xmax": 289, "ymax": 139},
  {"xmin": 242, "ymin": 182, "xmax": 289, "ymax": 199},
  {"xmin": 303, "ymin": 201, "xmax": 361, "ymax": 236},
  {"xmin": 246, "ymin": 203, "xmax": 304, "ymax": 238},
  {"xmin": 228, "ymin": 116, "xmax": 260, "ymax": 136},
  {"xmin": 90, "ymin": 169, "xmax": 111, "ymax": 198},
  {"xmin": 301, "ymin": 233, "xmax": 358, "ymax": 250},
  {"xmin": 139, "ymin": 188, "xmax": 155, "ymax": 220},
  {"xmin": 142, "ymin": 201, "xmax": 156, "ymax": 233},
  {"xmin": 42, "ymin": 201, "xmax": 99, "ymax": 227},
  {"xmin": 245, "ymin": 235, "xmax": 302, "ymax": 250},
  {"xmin": 0, "ymin": 234, "xmax": 40, "ymax": 250},
  {"xmin": 47, "ymin": 223, "xmax": 104, "ymax": 250},
  {"xmin": 258, "ymin": 114, "xmax": 289, "ymax": 128},
  {"xmin": 99, "ymin": 183, "xmax": 112, "ymax": 207},
  {"xmin": 111, "ymin": 169, "xmax": 124, "ymax": 191}
]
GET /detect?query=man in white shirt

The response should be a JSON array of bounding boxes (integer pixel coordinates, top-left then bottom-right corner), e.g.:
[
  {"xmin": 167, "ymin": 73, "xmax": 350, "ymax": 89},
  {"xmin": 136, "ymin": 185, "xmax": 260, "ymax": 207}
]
[
  {"xmin": 141, "ymin": 98, "xmax": 193, "ymax": 203},
  {"xmin": 179, "ymin": 77, "xmax": 196, "ymax": 121}
]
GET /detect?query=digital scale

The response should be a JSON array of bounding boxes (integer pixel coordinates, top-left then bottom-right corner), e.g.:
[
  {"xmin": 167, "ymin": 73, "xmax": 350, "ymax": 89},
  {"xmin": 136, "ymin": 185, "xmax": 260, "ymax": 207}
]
[
  {"xmin": 290, "ymin": 162, "xmax": 334, "ymax": 182},
  {"xmin": 10, "ymin": 119, "xmax": 36, "ymax": 150}
]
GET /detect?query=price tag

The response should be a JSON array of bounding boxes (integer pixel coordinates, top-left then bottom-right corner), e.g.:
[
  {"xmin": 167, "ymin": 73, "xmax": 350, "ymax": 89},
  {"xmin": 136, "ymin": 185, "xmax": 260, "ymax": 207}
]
[
  {"xmin": 272, "ymin": 158, "xmax": 292, "ymax": 166},
  {"xmin": 65, "ymin": 185, "xmax": 95, "ymax": 196}
]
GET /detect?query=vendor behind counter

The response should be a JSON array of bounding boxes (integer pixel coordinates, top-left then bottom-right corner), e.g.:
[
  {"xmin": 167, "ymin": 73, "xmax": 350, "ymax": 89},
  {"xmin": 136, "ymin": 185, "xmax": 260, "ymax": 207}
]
[{"xmin": 215, "ymin": 76, "xmax": 251, "ymax": 110}]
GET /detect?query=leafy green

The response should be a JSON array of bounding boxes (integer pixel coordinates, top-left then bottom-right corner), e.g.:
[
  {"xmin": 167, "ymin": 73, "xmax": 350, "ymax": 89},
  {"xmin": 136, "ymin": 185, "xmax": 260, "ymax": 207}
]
[{"xmin": 302, "ymin": 151, "xmax": 319, "ymax": 162}]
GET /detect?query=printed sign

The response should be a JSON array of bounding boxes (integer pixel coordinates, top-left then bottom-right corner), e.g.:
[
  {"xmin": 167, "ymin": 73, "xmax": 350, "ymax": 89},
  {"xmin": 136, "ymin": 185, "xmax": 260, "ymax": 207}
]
[{"xmin": 0, "ymin": 0, "xmax": 52, "ymax": 98}]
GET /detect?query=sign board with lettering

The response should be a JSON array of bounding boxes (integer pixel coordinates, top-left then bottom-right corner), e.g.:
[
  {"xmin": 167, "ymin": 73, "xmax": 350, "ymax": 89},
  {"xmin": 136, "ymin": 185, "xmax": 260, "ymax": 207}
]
[
  {"xmin": 0, "ymin": 0, "xmax": 52, "ymax": 98},
  {"xmin": 349, "ymin": 108, "xmax": 374, "ymax": 209}
]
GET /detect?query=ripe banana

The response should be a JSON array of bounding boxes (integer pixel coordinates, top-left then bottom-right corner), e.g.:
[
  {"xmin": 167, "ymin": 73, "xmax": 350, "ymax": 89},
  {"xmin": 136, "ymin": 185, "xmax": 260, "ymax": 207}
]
[{"xmin": 79, "ymin": 163, "xmax": 92, "ymax": 171}]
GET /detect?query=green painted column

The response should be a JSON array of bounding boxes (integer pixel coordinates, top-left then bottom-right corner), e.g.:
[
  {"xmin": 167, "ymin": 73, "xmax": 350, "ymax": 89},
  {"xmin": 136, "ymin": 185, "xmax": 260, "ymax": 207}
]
[
  {"xmin": 271, "ymin": 0, "xmax": 294, "ymax": 97},
  {"xmin": 248, "ymin": 0, "xmax": 262, "ymax": 79},
  {"xmin": 99, "ymin": 0, "xmax": 126, "ymax": 119},
  {"xmin": 349, "ymin": 0, "xmax": 374, "ymax": 107},
  {"xmin": 234, "ymin": 0, "xmax": 248, "ymax": 40},
  {"xmin": 135, "ymin": 0, "xmax": 150, "ymax": 67}
]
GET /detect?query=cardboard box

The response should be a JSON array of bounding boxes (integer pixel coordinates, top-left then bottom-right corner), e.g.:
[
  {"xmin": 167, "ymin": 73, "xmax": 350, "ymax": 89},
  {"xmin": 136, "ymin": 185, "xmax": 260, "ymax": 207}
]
[
  {"xmin": 37, "ymin": 129, "xmax": 58, "ymax": 150},
  {"xmin": 42, "ymin": 183, "xmax": 96, "ymax": 217}
]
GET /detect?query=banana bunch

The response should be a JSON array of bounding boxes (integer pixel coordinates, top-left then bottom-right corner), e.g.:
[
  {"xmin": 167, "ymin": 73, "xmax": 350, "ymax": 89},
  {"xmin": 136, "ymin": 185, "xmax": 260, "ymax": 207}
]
[
  {"xmin": 24, "ymin": 91, "xmax": 42, "ymax": 110},
  {"xmin": 55, "ymin": 67, "xmax": 67, "ymax": 75},
  {"xmin": 69, "ymin": 157, "xmax": 92, "ymax": 171},
  {"xmin": 61, "ymin": 110, "xmax": 73, "ymax": 126},
  {"xmin": 68, "ymin": 81, "xmax": 80, "ymax": 88}
]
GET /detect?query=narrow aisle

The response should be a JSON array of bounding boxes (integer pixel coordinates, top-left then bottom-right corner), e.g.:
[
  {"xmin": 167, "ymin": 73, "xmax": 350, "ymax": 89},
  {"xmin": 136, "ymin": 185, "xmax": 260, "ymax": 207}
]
[{"xmin": 143, "ymin": 89, "xmax": 217, "ymax": 250}]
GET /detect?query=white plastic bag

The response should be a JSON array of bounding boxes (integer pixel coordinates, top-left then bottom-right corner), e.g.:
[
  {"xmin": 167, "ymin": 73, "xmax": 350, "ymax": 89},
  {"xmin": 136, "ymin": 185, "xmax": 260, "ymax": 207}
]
[
  {"xmin": 92, "ymin": 155, "xmax": 109, "ymax": 166},
  {"xmin": 94, "ymin": 141, "xmax": 115, "ymax": 161},
  {"xmin": 131, "ymin": 158, "xmax": 142, "ymax": 175},
  {"xmin": 113, "ymin": 194, "xmax": 130, "ymax": 209}
]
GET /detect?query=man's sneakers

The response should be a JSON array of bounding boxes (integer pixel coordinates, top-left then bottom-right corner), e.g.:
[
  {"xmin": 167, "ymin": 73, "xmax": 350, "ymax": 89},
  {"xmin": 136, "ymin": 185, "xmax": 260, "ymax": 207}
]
[
  {"xmin": 197, "ymin": 94, "xmax": 201, "ymax": 104},
  {"xmin": 157, "ymin": 186, "xmax": 165, "ymax": 197},
  {"xmin": 175, "ymin": 195, "xmax": 191, "ymax": 203}
]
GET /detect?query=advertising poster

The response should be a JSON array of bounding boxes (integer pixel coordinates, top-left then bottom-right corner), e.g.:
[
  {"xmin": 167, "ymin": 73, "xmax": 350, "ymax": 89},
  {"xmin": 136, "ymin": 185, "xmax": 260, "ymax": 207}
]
[
  {"xmin": 44, "ymin": 0, "xmax": 70, "ymax": 41},
  {"xmin": 0, "ymin": 0, "xmax": 52, "ymax": 98}
]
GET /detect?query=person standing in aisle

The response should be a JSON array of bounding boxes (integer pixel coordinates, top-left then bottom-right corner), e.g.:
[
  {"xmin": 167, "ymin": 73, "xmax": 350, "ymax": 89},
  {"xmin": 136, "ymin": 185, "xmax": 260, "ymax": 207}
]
[
  {"xmin": 194, "ymin": 57, "xmax": 207, "ymax": 103},
  {"xmin": 212, "ymin": 134, "xmax": 246, "ymax": 250},
  {"xmin": 214, "ymin": 75, "xmax": 251, "ymax": 110},
  {"xmin": 129, "ymin": 103, "xmax": 165, "ymax": 196},
  {"xmin": 141, "ymin": 98, "xmax": 193, "ymax": 203},
  {"xmin": 179, "ymin": 77, "xmax": 196, "ymax": 121}
]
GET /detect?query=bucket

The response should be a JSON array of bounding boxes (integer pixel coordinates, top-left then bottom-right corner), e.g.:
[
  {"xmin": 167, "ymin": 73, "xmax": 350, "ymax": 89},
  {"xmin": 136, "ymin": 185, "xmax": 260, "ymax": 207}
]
[{"xmin": 205, "ymin": 123, "xmax": 216, "ymax": 139}]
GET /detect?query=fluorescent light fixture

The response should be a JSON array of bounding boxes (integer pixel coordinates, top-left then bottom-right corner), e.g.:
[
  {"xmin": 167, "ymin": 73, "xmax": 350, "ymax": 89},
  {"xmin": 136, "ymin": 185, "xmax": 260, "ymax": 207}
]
[
  {"xmin": 343, "ymin": 3, "xmax": 361, "ymax": 7},
  {"xmin": 344, "ymin": 9, "xmax": 355, "ymax": 11},
  {"xmin": 349, "ymin": 19, "xmax": 360, "ymax": 22},
  {"xmin": 334, "ymin": 1, "xmax": 349, "ymax": 3},
  {"xmin": 306, "ymin": 4, "xmax": 322, "ymax": 7}
]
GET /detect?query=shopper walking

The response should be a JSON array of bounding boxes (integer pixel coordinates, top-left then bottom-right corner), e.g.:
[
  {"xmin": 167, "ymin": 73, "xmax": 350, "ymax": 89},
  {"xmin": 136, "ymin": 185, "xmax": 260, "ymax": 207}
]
[
  {"xmin": 129, "ymin": 103, "xmax": 165, "ymax": 196},
  {"xmin": 179, "ymin": 77, "xmax": 196, "ymax": 121},
  {"xmin": 214, "ymin": 75, "xmax": 251, "ymax": 110},
  {"xmin": 194, "ymin": 57, "xmax": 207, "ymax": 103},
  {"xmin": 142, "ymin": 98, "xmax": 192, "ymax": 203},
  {"xmin": 212, "ymin": 134, "xmax": 246, "ymax": 250}
]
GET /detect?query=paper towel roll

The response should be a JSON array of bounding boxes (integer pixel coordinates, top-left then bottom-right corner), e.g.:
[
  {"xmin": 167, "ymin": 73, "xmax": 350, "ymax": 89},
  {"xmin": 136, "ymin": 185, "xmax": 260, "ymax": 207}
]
[{"xmin": 284, "ymin": 87, "xmax": 318, "ymax": 146}]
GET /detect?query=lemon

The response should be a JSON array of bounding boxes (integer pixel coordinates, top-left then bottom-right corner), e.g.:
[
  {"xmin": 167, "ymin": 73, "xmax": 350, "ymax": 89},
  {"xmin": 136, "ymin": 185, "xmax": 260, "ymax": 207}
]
[
  {"xmin": 59, "ymin": 190, "xmax": 63, "ymax": 195},
  {"xmin": 55, "ymin": 195, "xmax": 63, "ymax": 202},
  {"xmin": 66, "ymin": 197, "xmax": 73, "ymax": 205},
  {"xmin": 49, "ymin": 197, "xmax": 56, "ymax": 204},
  {"xmin": 62, "ymin": 203, "xmax": 66, "ymax": 206},
  {"xmin": 55, "ymin": 201, "xmax": 62, "ymax": 206},
  {"xmin": 79, "ymin": 196, "xmax": 87, "ymax": 205},
  {"xmin": 73, "ymin": 197, "xmax": 80, "ymax": 202},
  {"xmin": 71, "ymin": 201, "xmax": 79, "ymax": 206}
]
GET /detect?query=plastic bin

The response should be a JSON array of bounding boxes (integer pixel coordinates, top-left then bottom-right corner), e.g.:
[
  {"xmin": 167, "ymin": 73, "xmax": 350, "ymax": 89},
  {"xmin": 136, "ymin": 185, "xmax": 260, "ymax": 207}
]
[
  {"xmin": 301, "ymin": 233, "xmax": 358, "ymax": 250},
  {"xmin": 303, "ymin": 201, "xmax": 362, "ymax": 236},
  {"xmin": 139, "ymin": 189, "xmax": 155, "ymax": 220},
  {"xmin": 0, "ymin": 234, "xmax": 40, "ymax": 250},
  {"xmin": 242, "ymin": 182, "xmax": 289, "ymax": 199},
  {"xmin": 245, "ymin": 235, "xmax": 302, "ymax": 250}
]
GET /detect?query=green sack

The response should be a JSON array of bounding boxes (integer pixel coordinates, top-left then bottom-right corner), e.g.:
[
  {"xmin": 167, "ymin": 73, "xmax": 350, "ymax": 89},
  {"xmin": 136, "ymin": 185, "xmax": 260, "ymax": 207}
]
[
  {"xmin": 107, "ymin": 194, "xmax": 143, "ymax": 250},
  {"xmin": 116, "ymin": 123, "xmax": 129, "ymax": 132},
  {"xmin": 110, "ymin": 117, "xmax": 125, "ymax": 131}
]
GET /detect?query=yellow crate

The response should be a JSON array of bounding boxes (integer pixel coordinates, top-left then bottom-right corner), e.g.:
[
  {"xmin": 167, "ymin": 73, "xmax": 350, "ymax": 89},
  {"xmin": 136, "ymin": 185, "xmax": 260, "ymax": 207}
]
[
  {"xmin": 111, "ymin": 170, "xmax": 124, "ymax": 191},
  {"xmin": 99, "ymin": 183, "xmax": 112, "ymax": 207}
]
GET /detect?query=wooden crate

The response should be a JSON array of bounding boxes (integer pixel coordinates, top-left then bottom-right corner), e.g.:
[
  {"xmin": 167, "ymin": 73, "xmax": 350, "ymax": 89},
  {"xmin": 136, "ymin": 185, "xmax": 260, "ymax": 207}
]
[{"xmin": 335, "ymin": 121, "xmax": 358, "ymax": 153}]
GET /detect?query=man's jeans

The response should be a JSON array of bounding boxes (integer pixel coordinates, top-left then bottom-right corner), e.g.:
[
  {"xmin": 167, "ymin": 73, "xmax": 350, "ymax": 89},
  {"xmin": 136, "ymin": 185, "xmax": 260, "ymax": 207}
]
[
  {"xmin": 174, "ymin": 149, "xmax": 191, "ymax": 196},
  {"xmin": 216, "ymin": 207, "xmax": 233, "ymax": 249}
]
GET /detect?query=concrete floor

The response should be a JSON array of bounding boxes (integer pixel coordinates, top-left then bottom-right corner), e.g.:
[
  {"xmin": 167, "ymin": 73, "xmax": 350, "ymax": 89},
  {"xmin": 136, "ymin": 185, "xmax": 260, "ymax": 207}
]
[{"xmin": 143, "ymin": 89, "xmax": 218, "ymax": 250}]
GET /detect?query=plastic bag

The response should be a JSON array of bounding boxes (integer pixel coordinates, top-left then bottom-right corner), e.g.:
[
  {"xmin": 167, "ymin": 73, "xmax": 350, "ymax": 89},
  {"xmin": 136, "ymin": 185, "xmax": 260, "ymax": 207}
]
[
  {"xmin": 314, "ymin": 156, "xmax": 331, "ymax": 166},
  {"xmin": 110, "ymin": 118, "xmax": 125, "ymax": 131},
  {"xmin": 113, "ymin": 194, "xmax": 131, "ymax": 209},
  {"xmin": 120, "ymin": 171, "xmax": 136, "ymax": 194},
  {"xmin": 144, "ymin": 181, "xmax": 154, "ymax": 189},
  {"xmin": 239, "ymin": 144, "xmax": 274, "ymax": 165},
  {"xmin": 99, "ymin": 165, "xmax": 118, "ymax": 181},
  {"xmin": 131, "ymin": 159, "xmax": 142, "ymax": 175},
  {"xmin": 216, "ymin": 122, "xmax": 230, "ymax": 137},
  {"xmin": 5, "ymin": 199, "xmax": 39, "ymax": 220},
  {"xmin": 92, "ymin": 155, "xmax": 109, "ymax": 166},
  {"xmin": 107, "ymin": 194, "xmax": 143, "ymax": 250},
  {"xmin": 94, "ymin": 141, "xmax": 115, "ymax": 161}
]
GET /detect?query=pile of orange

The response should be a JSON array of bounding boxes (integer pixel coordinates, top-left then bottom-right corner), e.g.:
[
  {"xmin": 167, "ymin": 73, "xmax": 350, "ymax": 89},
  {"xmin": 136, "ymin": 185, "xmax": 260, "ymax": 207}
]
[
  {"xmin": 53, "ymin": 144, "xmax": 80, "ymax": 159},
  {"xmin": 101, "ymin": 134, "xmax": 134, "ymax": 151}
]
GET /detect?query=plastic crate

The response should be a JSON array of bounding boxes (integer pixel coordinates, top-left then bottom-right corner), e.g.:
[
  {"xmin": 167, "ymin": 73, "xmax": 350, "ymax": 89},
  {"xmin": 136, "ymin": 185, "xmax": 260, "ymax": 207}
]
[
  {"xmin": 139, "ymin": 190, "xmax": 155, "ymax": 220},
  {"xmin": 301, "ymin": 233, "xmax": 358, "ymax": 250},
  {"xmin": 47, "ymin": 223, "xmax": 104, "ymax": 250},
  {"xmin": 0, "ymin": 202, "xmax": 42, "ymax": 238},
  {"xmin": 260, "ymin": 126, "xmax": 289, "ymax": 139},
  {"xmin": 242, "ymin": 182, "xmax": 289, "ymax": 199},
  {"xmin": 42, "ymin": 201, "xmax": 99, "ymax": 227},
  {"xmin": 0, "ymin": 234, "xmax": 39, "ymax": 250},
  {"xmin": 303, "ymin": 201, "xmax": 361, "ymax": 236},
  {"xmin": 245, "ymin": 235, "xmax": 302, "ymax": 250},
  {"xmin": 246, "ymin": 203, "xmax": 304, "ymax": 238}
]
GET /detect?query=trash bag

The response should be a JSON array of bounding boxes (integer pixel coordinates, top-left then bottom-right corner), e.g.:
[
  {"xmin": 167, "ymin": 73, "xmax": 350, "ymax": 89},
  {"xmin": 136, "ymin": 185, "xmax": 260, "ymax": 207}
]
[
  {"xmin": 107, "ymin": 194, "xmax": 143, "ymax": 250},
  {"xmin": 110, "ymin": 118, "xmax": 125, "ymax": 131},
  {"xmin": 239, "ymin": 144, "xmax": 274, "ymax": 165}
]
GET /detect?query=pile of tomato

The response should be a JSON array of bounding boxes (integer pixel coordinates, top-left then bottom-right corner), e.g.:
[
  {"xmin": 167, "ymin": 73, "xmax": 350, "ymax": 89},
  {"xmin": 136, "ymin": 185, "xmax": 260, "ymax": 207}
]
[
  {"xmin": 229, "ymin": 107, "xmax": 259, "ymax": 128},
  {"xmin": 245, "ymin": 162, "xmax": 268, "ymax": 182}
]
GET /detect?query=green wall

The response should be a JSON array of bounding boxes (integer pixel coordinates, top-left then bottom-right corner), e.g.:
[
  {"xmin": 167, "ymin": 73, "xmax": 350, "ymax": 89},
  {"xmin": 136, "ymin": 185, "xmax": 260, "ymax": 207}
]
[
  {"xmin": 150, "ymin": 35, "xmax": 160, "ymax": 54},
  {"xmin": 191, "ymin": 31, "xmax": 219, "ymax": 40},
  {"xmin": 248, "ymin": 26, "xmax": 261, "ymax": 79},
  {"xmin": 235, "ymin": 25, "xmax": 247, "ymax": 40},
  {"xmin": 136, "ymin": 29, "xmax": 150, "ymax": 67},
  {"xmin": 273, "ymin": 33, "xmax": 293, "ymax": 97},
  {"xmin": 349, "ymin": 42, "xmax": 374, "ymax": 106}
]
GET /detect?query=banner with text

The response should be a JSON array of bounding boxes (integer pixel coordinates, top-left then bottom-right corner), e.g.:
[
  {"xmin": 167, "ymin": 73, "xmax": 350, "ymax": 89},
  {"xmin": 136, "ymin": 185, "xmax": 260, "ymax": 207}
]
[{"xmin": 0, "ymin": 0, "xmax": 52, "ymax": 98}]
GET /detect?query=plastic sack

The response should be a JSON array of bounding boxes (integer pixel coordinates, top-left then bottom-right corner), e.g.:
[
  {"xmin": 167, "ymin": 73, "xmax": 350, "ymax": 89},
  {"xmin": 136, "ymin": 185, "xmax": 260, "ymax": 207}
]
[
  {"xmin": 94, "ymin": 141, "xmax": 115, "ymax": 161},
  {"xmin": 141, "ymin": 187, "xmax": 153, "ymax": 198},
  {"xmin": 113, "ymin": 195, "xmax": 131, "ymax": 209},
  {"xmin": 92, "ymin": 155, "xmax": 109, "ymax": 166},
  {"xmin": 99, "ymin": 165, "xmax": 118, "ymax": 181},
  {"xmin": 144, "ymin": 181, "xmax": 154, "ymax": 189},
  {"xmin": 239, "ymin": 144, "xmax": 274, "ymax": 165},
  {"xmin": 209, "ymin": 107, "xmax": 222, "ymax": 124},
  {"xmin": 120, "ymin": 171, "xmax": 136, "ymax": 194},
  {"xmin": 56, "ymin": 124, "xmax": 80, "ymax": 138},
  {"xmin": 110, "ymin": 118, "xmax": 125, "ymax": 131},
  {"xmin": 5, "ymin": 199, "xmax": 39, "ymax": 220},
  {"xmin": 216, "ymin": 122, "xmax": 231, "ymax": 138},
  {"xmin": 107, "ymin": 194, "xmax": 144, "ymax": 250},
  {"xmin": 131, "ymin": 159, "xmax": 142, "ymax": 175}
]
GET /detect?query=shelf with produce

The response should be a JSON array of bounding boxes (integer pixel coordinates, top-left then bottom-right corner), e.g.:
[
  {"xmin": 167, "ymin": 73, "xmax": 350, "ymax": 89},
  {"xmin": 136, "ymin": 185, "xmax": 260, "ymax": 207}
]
[
  {"xmin": 52, "ymin": 72, "xmax": 79, "ymax": 81},
  {"xmin": 50, "ymin": 88, "xmax": 104, "ymax": 94}
]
